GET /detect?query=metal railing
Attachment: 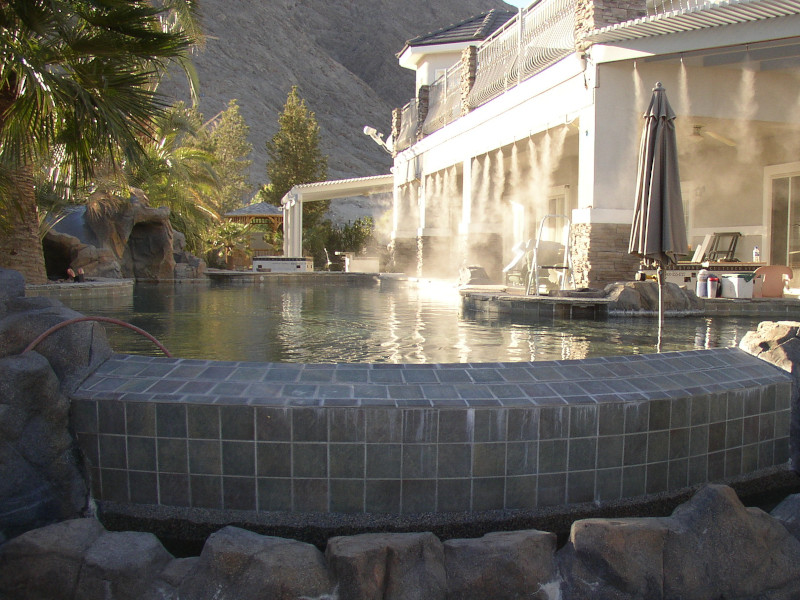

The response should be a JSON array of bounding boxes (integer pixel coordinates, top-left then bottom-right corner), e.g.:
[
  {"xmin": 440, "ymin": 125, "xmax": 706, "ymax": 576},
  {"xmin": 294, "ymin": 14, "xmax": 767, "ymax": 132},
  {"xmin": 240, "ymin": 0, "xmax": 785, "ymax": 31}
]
[
  {"xmin": 422, "ymin": 63, "xmax": 464, "ymax": 136},
  {"xmin": 397, "ymin": 100, "xmax": 419, "ymax": 150},
  {"xmin": 468, "ymin": 0, "xmax": 577, "ymax": 109}
]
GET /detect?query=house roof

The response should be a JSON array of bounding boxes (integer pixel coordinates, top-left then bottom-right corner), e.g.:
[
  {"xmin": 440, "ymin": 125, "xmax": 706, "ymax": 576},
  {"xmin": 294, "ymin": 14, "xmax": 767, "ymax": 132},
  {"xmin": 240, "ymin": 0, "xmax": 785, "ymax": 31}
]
[
  {"xmin": 585, "ymin": 0, "xmax": 800, "ymax": 44},
  {"xmin": 400, "ymin": 9, "xmax": 516, "ymax": 53}
]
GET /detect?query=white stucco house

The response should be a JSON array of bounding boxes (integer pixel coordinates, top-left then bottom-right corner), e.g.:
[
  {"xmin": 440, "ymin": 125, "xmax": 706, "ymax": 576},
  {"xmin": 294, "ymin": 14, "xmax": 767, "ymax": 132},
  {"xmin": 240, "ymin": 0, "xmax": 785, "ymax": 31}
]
[{"xmin": 385, "ymin": 0, "xmax": 800, "ymax": 287}]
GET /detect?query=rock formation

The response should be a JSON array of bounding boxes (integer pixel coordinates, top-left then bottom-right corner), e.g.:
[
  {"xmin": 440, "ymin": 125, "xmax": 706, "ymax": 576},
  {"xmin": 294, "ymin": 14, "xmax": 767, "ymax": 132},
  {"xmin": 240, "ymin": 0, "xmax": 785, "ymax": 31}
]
[
  {"xmin": 0, "ymin": 268, "xmax": 109, "ymax": 541},
  {"xmin": 604, "ymin": 280, "xmax": 704, "ymax": 315},
  {"xmin": 43, "ymin": 189, "xmax": 204, "ymax": 282},
  {"xmin": 3, "ymin": 485, "xmax": 800, "ymax": 599}
]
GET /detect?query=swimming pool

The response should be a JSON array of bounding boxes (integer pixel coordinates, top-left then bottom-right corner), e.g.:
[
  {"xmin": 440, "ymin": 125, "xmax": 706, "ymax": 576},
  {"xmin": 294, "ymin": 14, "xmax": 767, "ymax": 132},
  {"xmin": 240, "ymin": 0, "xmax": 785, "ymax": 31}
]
[{"xmin": 57, "ymin": 278, "xmax": 763, "ymax": 363}]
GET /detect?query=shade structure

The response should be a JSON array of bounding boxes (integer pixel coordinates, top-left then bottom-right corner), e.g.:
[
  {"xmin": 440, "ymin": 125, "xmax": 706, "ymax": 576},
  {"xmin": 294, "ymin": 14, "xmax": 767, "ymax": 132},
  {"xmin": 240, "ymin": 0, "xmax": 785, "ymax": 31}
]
[{"xmin": 628, "ymin": 83, "xmax": 688, "ymax": 350}]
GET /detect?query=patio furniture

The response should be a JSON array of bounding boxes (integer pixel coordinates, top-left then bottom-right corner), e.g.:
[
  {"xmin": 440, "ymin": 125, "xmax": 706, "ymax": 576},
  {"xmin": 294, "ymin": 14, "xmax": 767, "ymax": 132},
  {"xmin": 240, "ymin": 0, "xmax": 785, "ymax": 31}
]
[{"xmin": 753, "ymin": 265, "xmax": 793, "ymax": 298}]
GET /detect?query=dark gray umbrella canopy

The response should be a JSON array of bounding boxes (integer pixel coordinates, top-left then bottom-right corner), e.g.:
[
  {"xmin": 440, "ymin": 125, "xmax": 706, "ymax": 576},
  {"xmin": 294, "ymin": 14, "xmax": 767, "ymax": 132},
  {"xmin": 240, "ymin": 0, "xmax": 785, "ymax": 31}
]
[{"xmin": 628, "ymin": 82, "xmax": 688, "ymax": 268}]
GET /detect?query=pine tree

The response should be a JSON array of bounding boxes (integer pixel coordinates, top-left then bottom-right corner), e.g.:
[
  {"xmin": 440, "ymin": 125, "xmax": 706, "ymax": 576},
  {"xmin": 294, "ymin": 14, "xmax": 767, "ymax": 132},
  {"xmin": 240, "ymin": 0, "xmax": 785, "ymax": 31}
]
[
  {"xmin": 264, "ymin": 86, "xmax": 328, "ymax": 228},
  {"xmin": 209, "ymin": 99, "xmax": 252, "ymax": 215}
]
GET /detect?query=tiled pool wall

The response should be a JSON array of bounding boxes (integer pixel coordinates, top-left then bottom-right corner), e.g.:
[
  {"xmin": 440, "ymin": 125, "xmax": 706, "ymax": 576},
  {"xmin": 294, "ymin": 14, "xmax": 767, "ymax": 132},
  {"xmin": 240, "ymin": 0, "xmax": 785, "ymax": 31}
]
[{"xmin": 69, "ymin": 348, "xmax": 792, "ymax": 514}]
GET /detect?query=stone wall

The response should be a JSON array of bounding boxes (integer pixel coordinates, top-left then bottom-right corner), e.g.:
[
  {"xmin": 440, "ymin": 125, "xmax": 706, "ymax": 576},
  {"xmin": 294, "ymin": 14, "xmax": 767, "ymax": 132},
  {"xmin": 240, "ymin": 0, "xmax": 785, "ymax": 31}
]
[
  {"xmin": 3, "ymin": 484, "xmax": 800, "ymax": 599},
  {"xmin": 571, "ymin": 222, "xmax": 641, "ymax": 288},
  {"xmin": 575, "ymin": 0, "xmax": 648, "ymax": 46}
]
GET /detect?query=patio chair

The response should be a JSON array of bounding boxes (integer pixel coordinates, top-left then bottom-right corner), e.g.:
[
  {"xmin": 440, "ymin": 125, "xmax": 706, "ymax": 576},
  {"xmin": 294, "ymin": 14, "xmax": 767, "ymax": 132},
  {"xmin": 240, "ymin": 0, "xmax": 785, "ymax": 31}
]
[{"xmin": 753, "ymin": 265, "xmax": 793, "ymax": 298}]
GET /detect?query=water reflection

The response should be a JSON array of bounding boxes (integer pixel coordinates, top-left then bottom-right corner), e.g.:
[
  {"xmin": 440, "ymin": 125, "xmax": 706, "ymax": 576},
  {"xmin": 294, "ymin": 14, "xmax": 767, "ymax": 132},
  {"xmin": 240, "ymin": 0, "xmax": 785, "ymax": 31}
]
[{"xmin": 58, "ymin": 282, "xmax": 764, "ymax": 363}]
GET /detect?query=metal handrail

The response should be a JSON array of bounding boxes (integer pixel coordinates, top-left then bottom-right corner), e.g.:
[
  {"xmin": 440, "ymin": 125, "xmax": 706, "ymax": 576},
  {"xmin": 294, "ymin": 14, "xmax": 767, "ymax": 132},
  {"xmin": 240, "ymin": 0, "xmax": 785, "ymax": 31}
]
[{"xmin": 23, "ymin": 316, "xmax": 172, "ymax": 358}]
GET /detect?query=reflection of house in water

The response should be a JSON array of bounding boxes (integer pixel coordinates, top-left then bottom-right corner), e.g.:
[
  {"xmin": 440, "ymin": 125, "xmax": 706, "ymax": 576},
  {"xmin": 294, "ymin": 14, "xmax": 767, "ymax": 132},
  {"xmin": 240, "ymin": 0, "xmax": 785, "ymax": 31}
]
[{"xmin": 388, "ymin": 0, "xmax": 800, "ymax": 287}]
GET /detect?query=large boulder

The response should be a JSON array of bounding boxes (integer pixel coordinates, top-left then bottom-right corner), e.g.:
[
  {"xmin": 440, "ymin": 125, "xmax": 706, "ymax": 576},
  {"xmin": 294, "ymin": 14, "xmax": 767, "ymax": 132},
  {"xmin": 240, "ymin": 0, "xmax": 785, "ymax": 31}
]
[
  {"xmin": 325, "ymin": 531, "xmax": 446, "ymax": 600},
  {"xmin": 771, "ymin": 492, "xmax": 800, "ymax": 542},
  {"xmin": 739, "ymin": 320, "xmax": 800, "ymax": 472},
  {"xmin": 177, "ymin": 526, "xmax": 333, "ymax": 600},
  {"xmin": 0, "ymin": 295, "xmax": 112, "ymax": 388},
  {"xmin": 558, "ymin": 484, "xmax": 800, "ymax": 599},
  {"xmin": 74, "ymin": 530, "xmax": 175, "ymax": 600},
  {"xmin": 0, "ymin": 268, "xmax": 25, "ymax": 301},
  {"xmin": 0, "ymin": 353, "xmax": 89, "ymax": 541},
  {"xmin": 444, "ymin": 529, "xmax": 558, "ymax": 600},
  {"xmin": 0, "ymin": 518, "xmax": 188, "ymax": 600},
  {"xmin": 44, "ymin": 189, "xmax": 182, "ymax": 281},
  {"xmin": 604, "ymin": 280, "xmax": 703, "ymax": 314},
  {"xmin": 173, "ymin": 230, "xmax": 206, "ymax": 279},
  {"xmin": 0, "ymin": 518, "xmax": 105, "ymax": 599}
]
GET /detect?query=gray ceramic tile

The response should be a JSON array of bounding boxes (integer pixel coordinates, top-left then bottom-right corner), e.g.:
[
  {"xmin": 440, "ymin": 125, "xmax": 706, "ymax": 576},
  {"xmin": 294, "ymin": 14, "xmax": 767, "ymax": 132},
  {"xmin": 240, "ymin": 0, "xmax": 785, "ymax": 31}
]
[
  {"xmin": 472, "ymin": 477, "xmax": 504, "ymax": 511},
  {"xmin": 366, "ymin": 444, "xmax": 401, "ymax": 478},
  {"xmin": 126, "ymin": 402, "xmax": 155, "ymax": 437},
  {"xmin": 437, "ymin": 479, "xmax": 472, "ymax": 512},
  {"xmin": 187, "ymin": 405, "xmax": 219, "ymax": 439},
  {"xmin": 156, "ymin": 403, "xmax": 186, "ymax": 438},
  {"xmin": 157, "ymin": 438, "xmax": 187, "ymax": 473},
  {"xmin": 223, "ymin": 476, "xmax": 256, "ymax": 510},
  {"xmin": 191, "ymin": 475, "xmax": 222, "ymax": 509},
  {"xmin": 365, "ymin": 479, "xmax": 401, "ymax": 513},
  {"xmin": 330, "ymin": 444, "xmax": 365, "ymax": 479},
  {"xmin": 569, "ymin": 437, "xmax": 597, "ymax": 472},
  {"xmin": 188, "ymin": 439, "xmax": 221, "ymax": 475},
  {"xmin": 257, "ymin": 478, "xmax": 291, "ymax": 511},
  {"xmin": 330, "ymin": 479, "xmax": 365, "ymax": 513}
]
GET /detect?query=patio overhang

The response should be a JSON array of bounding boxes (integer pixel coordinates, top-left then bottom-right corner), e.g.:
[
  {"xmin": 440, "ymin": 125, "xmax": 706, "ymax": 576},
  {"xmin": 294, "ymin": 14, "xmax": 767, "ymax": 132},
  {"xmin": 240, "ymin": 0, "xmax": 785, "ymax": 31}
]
[{"xmin": 281, "ymin": 174, "xmax": 394, "ymax": 257}]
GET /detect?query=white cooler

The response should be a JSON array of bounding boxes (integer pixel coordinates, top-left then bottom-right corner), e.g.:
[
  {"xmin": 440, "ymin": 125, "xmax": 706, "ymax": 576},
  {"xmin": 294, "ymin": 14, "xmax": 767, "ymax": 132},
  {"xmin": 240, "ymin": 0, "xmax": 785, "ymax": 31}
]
[{"xmin": 720, "ymin": 275, "xmax": 754, "ymax": 298}]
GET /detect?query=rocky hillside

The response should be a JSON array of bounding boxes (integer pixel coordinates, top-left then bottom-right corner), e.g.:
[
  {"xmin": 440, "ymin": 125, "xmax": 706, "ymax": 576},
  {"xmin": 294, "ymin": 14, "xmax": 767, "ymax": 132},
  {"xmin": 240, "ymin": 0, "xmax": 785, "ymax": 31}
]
[{"xmin": 160, "ymin": 0, "xmax": 512, "ymax": 185}]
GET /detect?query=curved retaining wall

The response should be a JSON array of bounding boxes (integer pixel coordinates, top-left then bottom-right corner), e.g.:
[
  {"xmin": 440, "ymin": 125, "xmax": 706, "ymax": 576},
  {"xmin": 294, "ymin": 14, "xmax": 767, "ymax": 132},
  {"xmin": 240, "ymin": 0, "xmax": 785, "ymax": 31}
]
[{"xmin": 70, "ymin": 348, "xmax": 791, "ymax": 514}]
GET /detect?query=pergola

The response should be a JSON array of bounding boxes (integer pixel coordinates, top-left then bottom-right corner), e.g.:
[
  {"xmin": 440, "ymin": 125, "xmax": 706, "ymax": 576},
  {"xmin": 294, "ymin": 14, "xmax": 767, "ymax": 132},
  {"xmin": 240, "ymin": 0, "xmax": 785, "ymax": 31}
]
[
  {"xmin": 281, "ymin": 174, "xmax": 394, "ymax": 257},
  {"xmin": 223, "ymin": 202, "xmax": 284, "ymax": 227}
]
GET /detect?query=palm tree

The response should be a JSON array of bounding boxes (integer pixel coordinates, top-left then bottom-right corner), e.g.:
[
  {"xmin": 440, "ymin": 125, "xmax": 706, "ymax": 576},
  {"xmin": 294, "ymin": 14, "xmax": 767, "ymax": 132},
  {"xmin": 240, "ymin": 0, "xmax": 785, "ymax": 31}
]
[{"xmin": 0, "ymin": 0, "xmax": 199, "ymax": 283}]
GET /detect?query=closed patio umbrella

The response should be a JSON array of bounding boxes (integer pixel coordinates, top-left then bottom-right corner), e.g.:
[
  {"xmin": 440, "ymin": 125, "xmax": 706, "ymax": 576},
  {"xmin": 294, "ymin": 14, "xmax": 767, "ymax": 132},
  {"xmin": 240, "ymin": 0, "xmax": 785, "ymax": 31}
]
[{"xmin": 628, "ymin": 82, "xmax": 688, "ymax": 350}]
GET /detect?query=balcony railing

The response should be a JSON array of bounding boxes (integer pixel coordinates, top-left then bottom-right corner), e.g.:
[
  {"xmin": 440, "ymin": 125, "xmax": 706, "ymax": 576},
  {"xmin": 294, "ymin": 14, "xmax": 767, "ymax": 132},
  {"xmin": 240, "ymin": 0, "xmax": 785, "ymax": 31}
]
[{"xmin": 422, "ymin": 63, "xmax": 464, "ymax": 136}]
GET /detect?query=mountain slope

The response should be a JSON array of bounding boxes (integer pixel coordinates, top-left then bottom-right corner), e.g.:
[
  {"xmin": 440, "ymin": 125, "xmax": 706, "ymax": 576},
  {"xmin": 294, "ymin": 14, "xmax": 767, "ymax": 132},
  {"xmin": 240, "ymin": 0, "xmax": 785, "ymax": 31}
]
[{"xmin": 161, "ymin": 0, "xmax": 512, "ymax": 185}]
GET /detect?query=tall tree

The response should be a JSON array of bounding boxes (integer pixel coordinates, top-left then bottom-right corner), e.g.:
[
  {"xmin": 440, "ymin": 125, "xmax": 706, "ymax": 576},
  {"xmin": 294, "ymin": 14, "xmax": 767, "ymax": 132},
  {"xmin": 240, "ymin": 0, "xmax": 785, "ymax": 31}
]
[
  {"xmin": 264, "ymin": 86, "xmax": 328, "ymax": 228},
  {"xmin": 0, "ymin": 0, "xmax": 198, "ymax": 283},
  {"xmin": 207, "ymin": 99, "xmax": 252, "ymax": 215}
]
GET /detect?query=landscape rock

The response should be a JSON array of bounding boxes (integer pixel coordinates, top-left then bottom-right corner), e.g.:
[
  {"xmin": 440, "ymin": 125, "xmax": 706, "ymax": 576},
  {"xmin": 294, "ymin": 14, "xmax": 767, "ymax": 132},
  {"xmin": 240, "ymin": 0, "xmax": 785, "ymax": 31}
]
[
  {"xmin": 739, "ymin": 320, "xmax": 800, "ymax": 472},
  {"xmin": 44, "ymin": 189, "xmax": 188, "ymax": 282},
  {"xmin": 177, "ymin": 526, "xmax": 333, "ymax": 600},
  {"xmin": 0, "ymin": 295, "xmax": 112, "ymax": 388},
  {"xmin": 325, "ymin": 531, "xmax": 446, "ymax": 600},
  {"xmin": 0, "ymin": 518, "xmax": 105, "ymax": 599},
  {"xmin": 74, "ymin": 530, "xmax": 174, "ymax": 600},
  {"xmin": 0, "ymin": 268, "xmax": 25, "ymax": 301},
  {"xmin": 173, "ymin": 231, "xmax": 206, "ymax": 279},
  {"xmin": 604, "ymin": 280, "xmax": 703, "ymax": 314},
  {"xmin": 558, "ymin": 484, "xmax": 800, "ymax": 599},
  {"xmin": 43, "ymin": 230, "xmax": 122, "ymax": 279},
  {"xmin": 0, "ymin": 353, "xmax": 89, "ymax": 541},
  {"xmin": 771, "ymin": 492, "xmax": 800, "ymax": 542},
  {"xmin": 444, "ymin": 529, "xmax": 558, "ymax": 600}
]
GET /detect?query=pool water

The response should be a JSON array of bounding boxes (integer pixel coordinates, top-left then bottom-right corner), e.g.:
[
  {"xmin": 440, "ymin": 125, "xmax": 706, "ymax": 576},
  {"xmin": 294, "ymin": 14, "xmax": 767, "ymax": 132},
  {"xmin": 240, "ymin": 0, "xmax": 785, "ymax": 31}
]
[{"xmin": 59, "ymin": 280, "xmax": 763, "ymax": 363}]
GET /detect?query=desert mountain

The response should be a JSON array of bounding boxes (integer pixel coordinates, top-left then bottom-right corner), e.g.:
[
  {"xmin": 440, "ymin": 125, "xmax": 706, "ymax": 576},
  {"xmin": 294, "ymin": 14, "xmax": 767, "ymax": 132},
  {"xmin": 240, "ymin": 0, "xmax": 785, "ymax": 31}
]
[{"xmin": 160, "ymin": 0, "xmax": 513, "ymax": 187}]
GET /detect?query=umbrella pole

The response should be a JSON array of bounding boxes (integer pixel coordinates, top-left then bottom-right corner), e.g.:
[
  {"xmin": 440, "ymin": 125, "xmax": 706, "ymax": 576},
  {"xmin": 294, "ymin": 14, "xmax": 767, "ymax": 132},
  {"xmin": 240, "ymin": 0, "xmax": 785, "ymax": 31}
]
[{"xmin": 657, "ymin": 265, "xmax": 664, "ymax": 353}]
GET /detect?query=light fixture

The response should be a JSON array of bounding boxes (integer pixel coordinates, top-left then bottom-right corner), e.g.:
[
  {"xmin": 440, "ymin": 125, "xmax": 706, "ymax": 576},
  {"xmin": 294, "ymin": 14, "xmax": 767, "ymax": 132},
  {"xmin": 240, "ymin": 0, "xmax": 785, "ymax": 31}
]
[{"xmin": 363, "ymin": 126, "xmax": 393, "ymax": 154}]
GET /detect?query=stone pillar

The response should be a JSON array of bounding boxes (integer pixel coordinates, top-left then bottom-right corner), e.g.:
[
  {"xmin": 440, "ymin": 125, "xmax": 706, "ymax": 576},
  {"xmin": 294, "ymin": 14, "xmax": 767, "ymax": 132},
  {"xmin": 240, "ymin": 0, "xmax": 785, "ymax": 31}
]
[
  {"xmin": 570, "ymin": 222, "xmax": 641, "ymax": 288},
  {"xmin": 391, "ymin": 108, "xmax": 402, "ymax": 150},
  {"xmin": 574, "ymin": 0, "xmax": 647, "ymax": 52},
  {"xmin": 416, "ymin": 85, "xmax": 429, "ymax": 141},
  {"xmin": 460, "ymin": 46, "xmax": 478, "ymax": 115}
]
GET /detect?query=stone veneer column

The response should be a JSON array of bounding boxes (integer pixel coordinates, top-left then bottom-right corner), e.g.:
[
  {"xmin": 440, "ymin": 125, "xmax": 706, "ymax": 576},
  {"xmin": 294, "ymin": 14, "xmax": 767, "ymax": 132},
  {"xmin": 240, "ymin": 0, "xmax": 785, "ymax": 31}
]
[
  {"xmin": 570, "ymin": 222, "xmax": 641, "ymax": 288},
  {"xmin": 415, "ymin": 85, "xmax": 429, "ymax": 141},
  {"xmin": 460, "ymin": 46, "xmax": 478, "ymax": 115},
  {"xmin": 391, "ymin": 108, "xmax": 402, "ymax": 152},
  {"xmin": 574, "ymin": 0, "xmax": 647, "ymax": 52}
]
